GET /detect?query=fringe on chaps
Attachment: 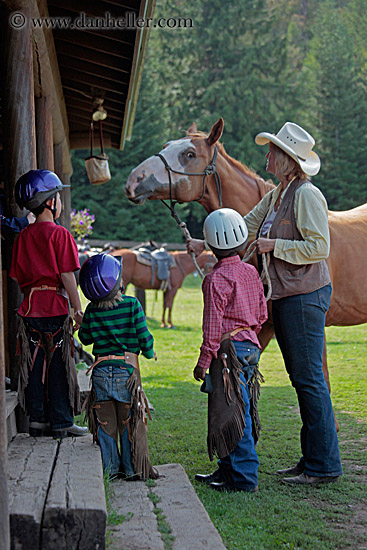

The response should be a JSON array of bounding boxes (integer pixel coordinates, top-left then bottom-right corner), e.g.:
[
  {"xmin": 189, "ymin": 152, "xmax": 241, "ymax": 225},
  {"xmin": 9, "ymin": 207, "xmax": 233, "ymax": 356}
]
[{"xmin": 207, "ymin": 338, "xmax": 263, "ymax": 461}]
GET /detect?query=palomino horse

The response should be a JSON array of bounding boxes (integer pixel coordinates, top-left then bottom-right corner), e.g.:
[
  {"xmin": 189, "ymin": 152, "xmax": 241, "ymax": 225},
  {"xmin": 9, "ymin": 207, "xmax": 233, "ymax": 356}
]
[
  {"xmin": 124, "ymin": 117, "xmax": 367, "ymax": 404},
  {"xmin": 110, "ymin": 249, "xmax": 216, "ymax": 328}
]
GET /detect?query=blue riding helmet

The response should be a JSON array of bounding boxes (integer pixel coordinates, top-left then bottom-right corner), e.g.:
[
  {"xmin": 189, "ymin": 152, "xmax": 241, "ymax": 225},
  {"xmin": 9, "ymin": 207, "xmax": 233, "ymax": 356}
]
[
  {"xmin": 79, "ymin": 253, "xmax": 123, "ymax": 302},
  {"xmin": 15, "ymin": 169, "xmax": 70, "ymax": 210}
]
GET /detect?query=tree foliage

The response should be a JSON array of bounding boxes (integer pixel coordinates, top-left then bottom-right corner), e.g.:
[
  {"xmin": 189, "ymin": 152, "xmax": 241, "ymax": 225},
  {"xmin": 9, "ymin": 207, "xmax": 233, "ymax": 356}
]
[{"xmin": 71, "ymin": 0, "xmax": 367, "ymax": 241}]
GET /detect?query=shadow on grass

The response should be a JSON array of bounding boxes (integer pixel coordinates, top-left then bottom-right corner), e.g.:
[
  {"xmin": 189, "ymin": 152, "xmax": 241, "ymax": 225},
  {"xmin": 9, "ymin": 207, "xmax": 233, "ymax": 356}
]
[{"xmin": 143, "ymin": 378, "xmax": 366, "ymax": 550}]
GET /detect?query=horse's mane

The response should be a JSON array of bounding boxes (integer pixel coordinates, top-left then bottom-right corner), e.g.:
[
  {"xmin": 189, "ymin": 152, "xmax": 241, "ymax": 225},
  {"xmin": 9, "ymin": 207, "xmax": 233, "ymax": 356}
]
[{"xmin": 217, "ymin": 142, "xmax": 262, "ymax": 182}]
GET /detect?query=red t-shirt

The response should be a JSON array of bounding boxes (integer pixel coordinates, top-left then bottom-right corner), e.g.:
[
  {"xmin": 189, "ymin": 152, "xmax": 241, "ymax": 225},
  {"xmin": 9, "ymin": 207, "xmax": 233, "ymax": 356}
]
[{"xmin": 9, "ymin": 222, "xmax": 80, "ymax": 317}]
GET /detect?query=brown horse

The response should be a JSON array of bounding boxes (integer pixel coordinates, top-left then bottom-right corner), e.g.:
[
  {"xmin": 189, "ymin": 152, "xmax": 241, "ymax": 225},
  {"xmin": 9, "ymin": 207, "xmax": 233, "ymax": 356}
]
[
  {"xmin": 111, "ymin": 249, "xmax": 216, "ymax": 328},
  {"xmin": 124, "ymin": 117, "xmax": 367, "ymax": 399}
]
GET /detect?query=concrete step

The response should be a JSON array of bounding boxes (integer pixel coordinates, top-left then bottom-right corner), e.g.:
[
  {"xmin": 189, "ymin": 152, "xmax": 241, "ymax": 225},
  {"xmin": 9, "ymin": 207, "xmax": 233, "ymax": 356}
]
[
  {"xmin": 107, "ymin": 463, "xmax": 227, "ymax": 550},
  {"xmin": 8, "ymin": 433, "xmax": 106, "ymax": 550},
  {"xmin": 5, "ymin": 391, "xmax": 18, "ymax": 445}
]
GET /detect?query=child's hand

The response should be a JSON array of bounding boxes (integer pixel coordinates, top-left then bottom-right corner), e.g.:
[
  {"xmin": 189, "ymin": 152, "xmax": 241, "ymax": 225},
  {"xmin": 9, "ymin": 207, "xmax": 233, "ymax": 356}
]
[
  {"xmin": 74, "ymin": 310, "xmax": 84, "ymax": 327},
  {"xmin": 193, "ymin": 365, "xmax": 206, "ymax": 381}
]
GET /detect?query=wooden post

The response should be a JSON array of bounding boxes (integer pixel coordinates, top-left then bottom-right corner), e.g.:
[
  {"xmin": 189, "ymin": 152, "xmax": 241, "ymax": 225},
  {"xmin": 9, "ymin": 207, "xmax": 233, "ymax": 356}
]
[
  {"xmin": 36, "ymin": 96, "xmax": 54, "ymax": 171},
  {"xmin": 61, "ymin": 173, "xmax": 71, "ymax": 231},
  {"xmin": 2, "ymin": 4, "xmax": 36, "ymax": 391},
  {"xmin": 0, "ymin": 243, "xmax": 10, "ymax": 550},
  {"xmin": 54, "ymin": 143, "xmax": 71, "ymax": 230}
]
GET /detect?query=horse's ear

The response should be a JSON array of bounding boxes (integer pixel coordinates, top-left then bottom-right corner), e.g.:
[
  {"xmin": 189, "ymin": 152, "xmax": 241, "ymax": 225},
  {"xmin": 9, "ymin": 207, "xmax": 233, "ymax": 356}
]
[
  {"xmin": 187, "ymin": 122, "xmax": 197, "ymax": 135},
  {"xmin": 207, "ymin": 118, "xmax": 224, "ymax": 146}
]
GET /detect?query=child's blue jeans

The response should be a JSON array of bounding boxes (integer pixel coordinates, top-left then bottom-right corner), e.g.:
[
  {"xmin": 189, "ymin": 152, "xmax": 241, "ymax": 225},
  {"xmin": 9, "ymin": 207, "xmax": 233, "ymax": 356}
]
[
  {"xmin": 92, "ymin": 365, "xmax": 134, "ymax": 477},
  {"xmin": 218, "ymin": 340, "xmax": 260, "ymax": 489}
]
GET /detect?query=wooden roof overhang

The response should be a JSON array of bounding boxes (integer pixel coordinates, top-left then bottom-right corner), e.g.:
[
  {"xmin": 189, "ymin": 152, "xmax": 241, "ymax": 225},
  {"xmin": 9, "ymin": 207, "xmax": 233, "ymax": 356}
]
[{"xmin": 47, "ymin": 0, "xmax": 156, "ymax": 152}]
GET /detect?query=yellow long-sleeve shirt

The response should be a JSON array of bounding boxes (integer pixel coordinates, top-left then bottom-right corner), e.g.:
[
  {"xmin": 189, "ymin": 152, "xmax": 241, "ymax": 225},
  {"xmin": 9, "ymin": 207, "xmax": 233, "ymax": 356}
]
[{"xmin": 244, "ymin": 181, "xmax": 330, "ymax": 265}]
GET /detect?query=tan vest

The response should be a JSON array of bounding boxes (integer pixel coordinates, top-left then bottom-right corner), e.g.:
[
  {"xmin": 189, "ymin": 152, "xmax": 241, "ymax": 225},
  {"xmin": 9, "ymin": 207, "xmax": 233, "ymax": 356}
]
[{"xmin": 266, "ymin": 178, "xmax": 331, "ymax": 300}]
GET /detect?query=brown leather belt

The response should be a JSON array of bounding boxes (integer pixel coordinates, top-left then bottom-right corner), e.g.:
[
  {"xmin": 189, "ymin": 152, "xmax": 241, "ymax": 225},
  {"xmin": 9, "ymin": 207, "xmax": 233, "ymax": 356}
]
[
  {"xmin": 86, "ymin": 352, "xmax": 139, "ymax": 375},
  {"xmin": 23, "ymin": 284, "xmax": 68, "ymax": 316},
  {"xmin": 221, "ymin": 326, "xmax": 251, "ymax": 342}
]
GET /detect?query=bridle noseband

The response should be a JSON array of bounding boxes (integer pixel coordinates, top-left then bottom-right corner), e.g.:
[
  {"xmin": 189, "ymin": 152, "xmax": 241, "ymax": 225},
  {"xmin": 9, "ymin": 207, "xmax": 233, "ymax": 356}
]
[{"xmin": 155, "ymin": 145, "xmax": 222, "ymax": 219}]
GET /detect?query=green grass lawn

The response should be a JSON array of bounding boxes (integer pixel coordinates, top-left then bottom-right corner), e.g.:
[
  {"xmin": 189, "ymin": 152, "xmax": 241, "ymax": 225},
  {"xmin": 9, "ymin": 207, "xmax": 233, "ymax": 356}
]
[{"xmin": 80, "ymin": 275, "xmax": 367, "ymax": 549}]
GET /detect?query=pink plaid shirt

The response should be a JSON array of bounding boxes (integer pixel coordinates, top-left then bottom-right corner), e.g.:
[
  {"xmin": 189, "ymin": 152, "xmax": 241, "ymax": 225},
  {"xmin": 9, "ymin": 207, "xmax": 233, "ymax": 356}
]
[{"xmin": 197, "ymin": 255, "xmax": 268, "ymax": 371}]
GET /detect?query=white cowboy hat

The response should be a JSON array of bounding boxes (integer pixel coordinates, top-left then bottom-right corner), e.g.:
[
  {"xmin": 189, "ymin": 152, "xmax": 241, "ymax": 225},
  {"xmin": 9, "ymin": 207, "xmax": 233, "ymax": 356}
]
[{"xmin": 255, "ymin": 122, "xmax": 321, "ymax": 176}]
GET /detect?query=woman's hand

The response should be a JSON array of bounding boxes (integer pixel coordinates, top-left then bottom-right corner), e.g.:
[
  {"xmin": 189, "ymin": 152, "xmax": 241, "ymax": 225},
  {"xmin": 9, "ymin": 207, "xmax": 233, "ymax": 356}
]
[
  {"xmin": 187, "ymin": 238, "xmax": 205, "ymax": 257},
  {"xmin": 256, "ymin": 238, "xmax": 276, "ymax": 254}
]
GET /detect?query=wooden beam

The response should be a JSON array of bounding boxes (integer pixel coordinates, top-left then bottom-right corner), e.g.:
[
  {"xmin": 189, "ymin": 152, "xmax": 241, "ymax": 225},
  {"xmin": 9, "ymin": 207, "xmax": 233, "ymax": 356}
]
[
  {"xmin": 0, "ymin": 256, "xmax": 10, "ymax": 550},
  {"xmin": 48, "ymin": 0, "xmax": 138, "ymax": 17},
  {"xmin": 52, "ymin": 29, "xmax": 134, "ymax": 58},
  {"xmin": 67, "ymin": 111, "xmax": 122, "ymax": 132},
  {"xmin": 36, "ymin": 96, "xmax": 54, "ymax": 170},
  {"xmin": 55, "ymin": 39, "xmax": 131, "ymax": 72},
  {"xmin": 54, "ymin": 143, "xmax": 71, "ymax": 232},
  {"xmin": 63, "ymin": 98, "xmax": 124, "ymax": 121},
  {"xmin": 64, "ymin": 89, "xmax": 126, "ymax": 115},
  {"xmin": 60, "ymin": 69, "xmax": 129, "ymax": 95},
  {"xmin": 2, "ymin": 2, "xmax": 37, "ymax": 394},
  {"xmin": 35, "ymin": 0, "xmax": 72, "ymax": 176},
  {"xmin": 57, "ymin": 54, "xmax": 130, "ymax": 84},
  {"xmin": 62, "ymin": 79, "xmax": 127, "ymax": 105},
  {"xmin": 69, "ymin": 132, "xmax": 112, "ymax": 150},
  {"xmin": 120, "ymin": 0, "xmax": 157, "ymax": 149}
]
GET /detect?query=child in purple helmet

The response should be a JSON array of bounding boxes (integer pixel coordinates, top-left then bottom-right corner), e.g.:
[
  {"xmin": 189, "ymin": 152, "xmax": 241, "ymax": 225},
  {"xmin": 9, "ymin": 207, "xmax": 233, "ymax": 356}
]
[
  {"xmin": 79, "ymin": 253, "xmax": 158, "ymax": 480},
  {"xmin": 10, "ymin": 169, "xmax": 88, "ymax": 438}
]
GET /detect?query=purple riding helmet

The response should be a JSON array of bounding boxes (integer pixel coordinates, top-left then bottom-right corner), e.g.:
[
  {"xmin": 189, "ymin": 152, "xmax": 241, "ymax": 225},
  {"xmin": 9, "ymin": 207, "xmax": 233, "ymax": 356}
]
[
  {"xmin": 79, "ymin": 253, "xmax": 123, "ymax": 302},
  {"xmin": 15, "ymin": 169, "xmax": 69, "ymax": 210}
]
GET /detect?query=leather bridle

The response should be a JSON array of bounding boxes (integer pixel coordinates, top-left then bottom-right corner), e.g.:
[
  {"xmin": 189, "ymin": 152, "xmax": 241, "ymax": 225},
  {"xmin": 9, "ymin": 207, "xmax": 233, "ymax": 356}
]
[{"xmin": 155, "ymin": 145, "xmax": 222, "ymax": 218}]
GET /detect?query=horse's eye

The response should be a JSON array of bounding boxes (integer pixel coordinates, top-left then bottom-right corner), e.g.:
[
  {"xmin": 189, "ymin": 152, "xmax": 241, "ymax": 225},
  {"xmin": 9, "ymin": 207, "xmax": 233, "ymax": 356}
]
[{"xmin": 186, "ymin": 151, "xmax": 196, "ymax": 159}]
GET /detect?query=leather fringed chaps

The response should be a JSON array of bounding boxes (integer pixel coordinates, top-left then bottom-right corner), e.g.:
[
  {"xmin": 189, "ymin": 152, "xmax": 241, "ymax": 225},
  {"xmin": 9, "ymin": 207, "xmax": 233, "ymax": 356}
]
[
  {"xmin": 248, "ymin": 365, "xmax": 264, "ymax": 446},
  {"xmin": 207, "ymin": 339, "xmax": 246, "ymax": 461},
  {"xmin": 85, "ymin": 366, "xmax": 158, "ymax": 480},
  {"xmin": 16, "ymin": 316, "xmax": 32, "ymax": 411},
  {"xmin": 16, "ymin": 315, "xmax": 80, "ymax": 415},
  {"xmin": 62, "ymin": 316, "xmax": 81, "ymax": 415},
  {"xmin": 127, "ymin": 368, "xmax": 158, "ymax": 480}
]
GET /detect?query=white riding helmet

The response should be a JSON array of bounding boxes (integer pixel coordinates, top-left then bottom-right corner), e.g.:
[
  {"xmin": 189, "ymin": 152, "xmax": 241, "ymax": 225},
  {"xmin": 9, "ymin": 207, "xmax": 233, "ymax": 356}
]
[{"xmin": 203, "ymin": 208, "xmax": 248, "ymax": 252}]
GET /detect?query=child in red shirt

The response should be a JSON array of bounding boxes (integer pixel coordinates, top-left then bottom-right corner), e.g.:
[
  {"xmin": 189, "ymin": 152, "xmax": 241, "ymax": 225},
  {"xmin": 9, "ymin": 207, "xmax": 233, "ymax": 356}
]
[{"xmin": 10, "ymin": 170, "xmax": 88, "ymax": 438}]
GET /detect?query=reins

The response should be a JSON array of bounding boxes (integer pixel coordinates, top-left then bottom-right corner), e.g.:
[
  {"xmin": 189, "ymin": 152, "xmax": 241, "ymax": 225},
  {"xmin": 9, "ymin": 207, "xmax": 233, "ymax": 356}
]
[
  {"xmin": 155, "ymin": 145, "xmax": 222, "ymax": 279},
  {"xmin": 242, "ymin": 242, "xmax": 272, "ymax": 301}
]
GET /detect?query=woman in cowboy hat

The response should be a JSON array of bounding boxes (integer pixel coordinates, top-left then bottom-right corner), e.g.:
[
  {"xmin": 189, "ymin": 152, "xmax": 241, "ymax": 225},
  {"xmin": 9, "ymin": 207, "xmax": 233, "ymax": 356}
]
[
  {"xmin": 188, "ymin": 122, "xmax": 343, "ymax": 486},
  {"xmin": 245, "ymin": 121, "xmax": 343, "ymax": 485}
]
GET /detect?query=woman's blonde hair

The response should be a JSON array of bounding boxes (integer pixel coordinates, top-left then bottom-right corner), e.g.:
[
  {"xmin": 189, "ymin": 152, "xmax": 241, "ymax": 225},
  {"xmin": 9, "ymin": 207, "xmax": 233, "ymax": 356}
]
[{"xmin": 273, "ymin": 144, "xmax": 308, "ymax": 181}]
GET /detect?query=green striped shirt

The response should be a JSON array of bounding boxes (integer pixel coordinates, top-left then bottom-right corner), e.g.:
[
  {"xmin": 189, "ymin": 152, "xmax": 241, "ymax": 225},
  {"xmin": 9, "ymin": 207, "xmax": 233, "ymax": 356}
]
[{"xmin": 78, "ymin": 296, "xmax": 154, "ymax": 363}]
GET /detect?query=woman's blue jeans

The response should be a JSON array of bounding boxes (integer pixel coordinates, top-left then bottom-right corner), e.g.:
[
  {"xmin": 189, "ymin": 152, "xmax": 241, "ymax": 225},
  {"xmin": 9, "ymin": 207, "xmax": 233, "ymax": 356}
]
[
  {"xmin": 218, "ymin": 340, "xmax": 260, "ymax": 489},
  {"xmin": 272, "ymin": 283, "xmax": 343, "ymax": 477},
  {"xmin": 92, "ymin": 365, "xmax": 134, "ymax": 477}
]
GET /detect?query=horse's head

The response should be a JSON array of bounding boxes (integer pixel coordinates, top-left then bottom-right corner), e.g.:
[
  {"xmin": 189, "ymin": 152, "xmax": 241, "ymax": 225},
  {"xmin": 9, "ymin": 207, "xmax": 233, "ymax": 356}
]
[{"xmin": 124, "ymin": 118, "xmax": 224, "ymax": 205}]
